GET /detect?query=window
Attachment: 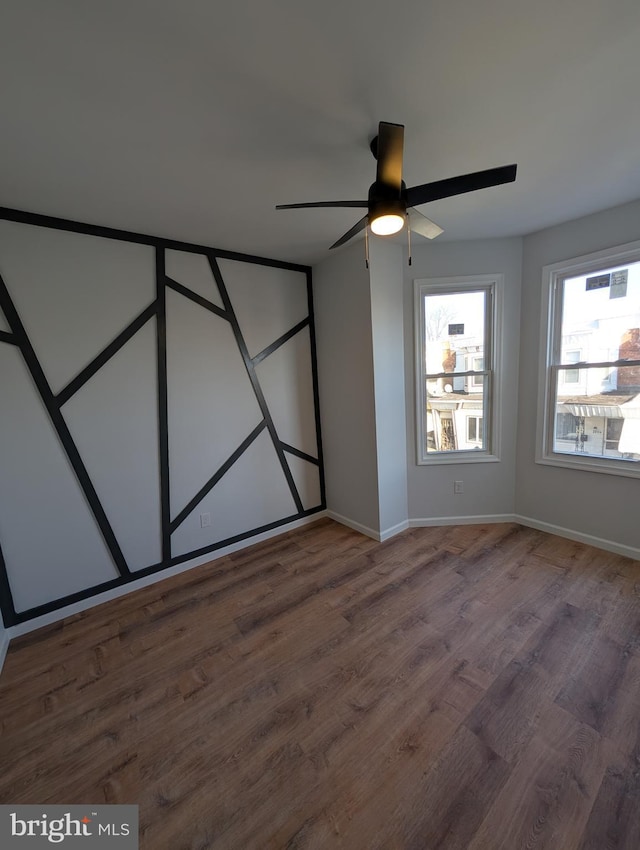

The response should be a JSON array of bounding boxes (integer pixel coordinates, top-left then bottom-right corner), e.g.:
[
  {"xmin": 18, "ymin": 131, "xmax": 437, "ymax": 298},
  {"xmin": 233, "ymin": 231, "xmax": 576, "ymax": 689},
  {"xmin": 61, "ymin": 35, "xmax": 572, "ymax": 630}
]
[
  {"xmin": 538, "ymin": 241, "xmax": 640, "ymax": 477},
  {"xmin": 561, "ymin": 350, "xmax": 581, "ymax": 384},
  {"xmin": 470, "ymin": 356, "xmax": 484, "ymax": 388},
  {"xmin": 605, "ymin": 418, "xmax": 623, "ymax": 452},
  {"xmin": 467, "ymin": 415, "xmax": 483, "ymax": 444},
  {"xmin": 555, "ymin": 411, "xmax": 579, "ymax": 440},
  {"xmin": 415, "ymin": 275, "xmax": 502, "ymax": 464}
]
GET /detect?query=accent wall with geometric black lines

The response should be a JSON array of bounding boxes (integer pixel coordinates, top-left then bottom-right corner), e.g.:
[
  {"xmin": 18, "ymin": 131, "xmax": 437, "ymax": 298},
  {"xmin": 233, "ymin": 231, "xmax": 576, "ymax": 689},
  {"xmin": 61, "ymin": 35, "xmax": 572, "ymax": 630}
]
[{"xmin": 0, "ymin": 209, "xmax": 324, "ymax": 627}]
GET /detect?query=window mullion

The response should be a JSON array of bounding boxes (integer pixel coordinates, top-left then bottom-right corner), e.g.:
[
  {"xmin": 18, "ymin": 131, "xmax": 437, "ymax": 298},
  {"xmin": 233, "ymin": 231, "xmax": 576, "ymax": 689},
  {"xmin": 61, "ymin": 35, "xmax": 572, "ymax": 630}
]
[
  {"xmin": 426, "ymin": 369, "xmax": 490, "ymax": 380},
  {"xmin": 557, "ymin": 358, "xmax": 640, "ymax": 370}
]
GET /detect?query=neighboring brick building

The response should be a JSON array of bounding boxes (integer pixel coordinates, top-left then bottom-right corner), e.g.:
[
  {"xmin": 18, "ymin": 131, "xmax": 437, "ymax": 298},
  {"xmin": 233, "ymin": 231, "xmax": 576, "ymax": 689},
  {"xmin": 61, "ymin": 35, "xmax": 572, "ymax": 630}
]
[{"xmin": 618, "ymin": 328, "xmax": 640, "ymax": 391}]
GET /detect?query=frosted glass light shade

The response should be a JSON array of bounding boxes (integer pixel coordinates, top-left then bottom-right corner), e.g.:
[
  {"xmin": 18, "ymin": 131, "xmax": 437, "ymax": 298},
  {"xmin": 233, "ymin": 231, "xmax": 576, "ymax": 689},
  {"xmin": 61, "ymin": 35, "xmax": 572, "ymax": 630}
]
[{"xmin": 370, "ymin": 213, "xmax": 404, "ymax": 236}]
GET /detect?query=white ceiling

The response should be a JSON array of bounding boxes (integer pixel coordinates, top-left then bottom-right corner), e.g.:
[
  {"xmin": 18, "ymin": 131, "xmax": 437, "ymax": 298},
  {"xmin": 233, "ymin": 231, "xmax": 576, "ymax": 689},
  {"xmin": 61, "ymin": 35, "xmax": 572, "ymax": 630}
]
[{"xmin": 1, "ymin": 0, "xmax": 639, "ymax": 266}]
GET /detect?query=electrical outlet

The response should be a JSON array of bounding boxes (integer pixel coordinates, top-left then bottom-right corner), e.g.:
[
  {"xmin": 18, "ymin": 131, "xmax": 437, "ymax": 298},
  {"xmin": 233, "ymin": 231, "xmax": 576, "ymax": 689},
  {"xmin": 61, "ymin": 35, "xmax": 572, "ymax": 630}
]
[
  {"xmin": 200, "ymin": 512, "xmax": 211, "ymax": 528},
  {"xmin": 453, "ymin": 480, "xmax": 464, "ymax": 495}
]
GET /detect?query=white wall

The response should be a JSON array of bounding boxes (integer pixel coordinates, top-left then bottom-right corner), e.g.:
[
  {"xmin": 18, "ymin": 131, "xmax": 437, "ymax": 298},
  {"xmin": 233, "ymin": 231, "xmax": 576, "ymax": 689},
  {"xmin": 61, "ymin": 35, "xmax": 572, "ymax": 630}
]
[
  {"xmin": 314, "ymin": 239, "xmax": 411, "ymax": 539},
  {"xmin": 313, "ymin": 242, "xmax": 380, "ymax": 534},
  {"xmin": 404, "ymin": 237, "xmax": 523, "ymax": 521},
  {"xmin": 0, "ymin": 218, "xmax": 323, "ymax": 626},
  {"xmin": 369, "ymin": 240, "xmax": 409, "ymax": 536},
  {"xmin": 516, "ymin": 198, "xmax": 640, "ymax": 551}
]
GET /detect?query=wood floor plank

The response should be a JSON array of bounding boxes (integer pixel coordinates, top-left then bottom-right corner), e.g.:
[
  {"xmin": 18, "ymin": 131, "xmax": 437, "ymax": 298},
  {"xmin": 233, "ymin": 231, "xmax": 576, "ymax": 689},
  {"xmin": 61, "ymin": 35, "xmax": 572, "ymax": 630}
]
[
  {"xmin": 555, "ymin": 632, "xmax": 632, "ymax": 733},
  {"xmin": 0, "ymin": 520, "xmax": 639, "ymax": 850},
  {"xmin": 578, "ymin": 759, "xmax": 640, "ymax": 850},
  {"xmin": 465, "ymin": 603, "xmax": 600, "ymax": 764},
  {"xmin": 467, "ymin": 702, "xmax": 610, "ymax": 850},
  {"xmin": 380, "ymin": 724, "xmax": 510, "ymax": 850}
]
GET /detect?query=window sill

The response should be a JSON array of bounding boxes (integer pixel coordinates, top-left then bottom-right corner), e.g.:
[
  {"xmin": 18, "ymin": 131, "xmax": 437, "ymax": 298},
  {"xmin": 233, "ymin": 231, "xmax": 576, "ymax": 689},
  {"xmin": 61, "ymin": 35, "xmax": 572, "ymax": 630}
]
[
  {"xmin": 536, "ymin": 452, "xmax": 640, "ymax": 479},
  {"xmin": 417, "ymin": 452, "xmax": 500, "ymax": 466}
]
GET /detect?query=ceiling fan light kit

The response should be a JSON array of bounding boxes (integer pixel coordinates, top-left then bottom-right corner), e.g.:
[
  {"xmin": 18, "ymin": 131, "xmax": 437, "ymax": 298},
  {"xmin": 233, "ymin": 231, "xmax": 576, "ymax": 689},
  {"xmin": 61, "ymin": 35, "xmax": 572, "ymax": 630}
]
[
  {"xmin": 369, "ymin": 214, "xmax": 404, "ymax": 236},
  {"xmin": 367, "ymin": 175, "xmax": 406, "ymax": 235},
  {"xmin": 276, "ymin": 121, "xmax": 517, "ymax": 263}
]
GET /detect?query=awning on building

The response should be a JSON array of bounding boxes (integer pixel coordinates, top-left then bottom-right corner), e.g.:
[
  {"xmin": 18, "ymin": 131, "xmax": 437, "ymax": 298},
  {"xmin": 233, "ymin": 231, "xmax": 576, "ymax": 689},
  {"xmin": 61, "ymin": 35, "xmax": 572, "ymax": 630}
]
[
  {"xmin": 564, "ymin": 403, "xmax": 622, "ymax": 418},
  {"xmin": 559, "ymin": 392, "xmax": 640, "ymax": 419}
]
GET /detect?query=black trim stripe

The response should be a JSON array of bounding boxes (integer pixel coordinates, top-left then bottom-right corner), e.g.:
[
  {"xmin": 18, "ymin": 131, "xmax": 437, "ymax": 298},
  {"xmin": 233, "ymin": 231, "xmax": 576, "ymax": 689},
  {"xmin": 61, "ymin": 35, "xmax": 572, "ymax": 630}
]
[
  {"xmin": 56, "ymin": 301, "xmax": 158, "ymax": 406},
  {"xmin": 169, "ymin": 420, "xmax": 268, "ymax": 533},
  {"xmin": 0, "ymin": 281, "xmax": 131, "ymax": 579},
  {"xmin": 8, "ymin": 506, "xmax": 325, "ymax": 625},
  {"xmin": 208, "ymin": 257, "xmax": 305, "ymax": 514},
  {"xmin": 281, "ymin": 443, "xmax": 320, "ymax": 466},
  {"xmin": 251, "ymin": 317, "xmax": 310, "ymax": 366},
  {"xmin": 156, "ymin": 248, "xmax": 171, "ymax": 565},
  {"xmin": 0, "ymin": 209, "xmax": 326, "ymax": 628},
  {"xmin": 165, "ymin": 276, "xmax": 229, "ymax": 320},
  {"xmin": 0, "ymin": 206, "xmax": 310, "ymax": 274},
  {"xmin": 0, "ymin": 272, "xmax": 131, "ymax": 579},
  {"xmin": 0, "ymin": 540, "xmax": 17, "ymax": 627}
]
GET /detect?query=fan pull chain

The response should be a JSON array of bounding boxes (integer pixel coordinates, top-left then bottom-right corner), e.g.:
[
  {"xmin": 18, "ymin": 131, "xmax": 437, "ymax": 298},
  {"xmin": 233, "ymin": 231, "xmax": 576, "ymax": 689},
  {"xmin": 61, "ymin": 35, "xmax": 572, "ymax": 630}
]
[
  {"xmin": 365, "ymin": 224, "xmax": 370, "ymax": 269},
  {"xmin": 407, "ymin": 213, "xmax": 412, "ymax": 266}
]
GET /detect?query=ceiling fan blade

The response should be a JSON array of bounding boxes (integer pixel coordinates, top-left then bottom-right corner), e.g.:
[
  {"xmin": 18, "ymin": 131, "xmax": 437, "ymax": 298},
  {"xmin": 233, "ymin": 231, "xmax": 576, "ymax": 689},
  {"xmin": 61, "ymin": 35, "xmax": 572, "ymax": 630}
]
[
  {"xmin": 330, "ymin": 215, "xmax": 368, "ymax": 249},
  {"xmin": 408, "ymin": 209, "xmax": 443, "ymax": 240},
  {"xmin": 276, "ymin": 200, "xmax": 368, "ymax": 210},
  {"xmin": 405, "ymin": 164, "xmax": 517, "ymax": 208},
  {"xmin": 376, "ymin": 122, "xmax": 404, "ymax": 190}
]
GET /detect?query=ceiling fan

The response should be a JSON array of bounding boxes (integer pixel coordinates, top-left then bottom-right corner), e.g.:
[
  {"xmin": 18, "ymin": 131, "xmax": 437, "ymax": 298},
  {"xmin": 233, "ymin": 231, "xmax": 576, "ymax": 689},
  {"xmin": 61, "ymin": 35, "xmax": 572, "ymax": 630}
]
[{"xmin": 276, "ymin": 121, "xmax": 517, "ymax": 250}]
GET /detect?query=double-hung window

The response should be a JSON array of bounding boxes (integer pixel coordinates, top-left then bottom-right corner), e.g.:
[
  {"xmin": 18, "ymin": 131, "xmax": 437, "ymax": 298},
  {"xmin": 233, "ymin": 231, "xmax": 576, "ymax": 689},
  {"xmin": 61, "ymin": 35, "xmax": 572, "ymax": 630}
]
[
  {"xmin": 415, "ymin": 275, "xmax": 502, "ymax": 464},
  {"xmin": 538, "ymin": 240, "xmax": 640, "ymax": 477}
]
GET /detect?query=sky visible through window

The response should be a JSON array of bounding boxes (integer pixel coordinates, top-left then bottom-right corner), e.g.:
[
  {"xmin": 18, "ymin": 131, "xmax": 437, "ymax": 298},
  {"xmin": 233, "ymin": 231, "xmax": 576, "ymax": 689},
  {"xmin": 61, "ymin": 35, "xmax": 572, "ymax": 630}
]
[
  {"xmin": 561, "ymin": 260, "xmax": 640, "ymax": 350},
  {"xmin": 424, "ymin": 291, "xmax": 485, "ymax": 345}
]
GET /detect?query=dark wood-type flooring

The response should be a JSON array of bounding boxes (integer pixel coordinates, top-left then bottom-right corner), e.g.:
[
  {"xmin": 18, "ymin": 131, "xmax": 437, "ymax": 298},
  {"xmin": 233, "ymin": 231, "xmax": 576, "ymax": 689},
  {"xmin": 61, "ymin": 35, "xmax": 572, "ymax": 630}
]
[{"xmin": 1, "ymin": 519, "xmax": 640, "ymax": 849}]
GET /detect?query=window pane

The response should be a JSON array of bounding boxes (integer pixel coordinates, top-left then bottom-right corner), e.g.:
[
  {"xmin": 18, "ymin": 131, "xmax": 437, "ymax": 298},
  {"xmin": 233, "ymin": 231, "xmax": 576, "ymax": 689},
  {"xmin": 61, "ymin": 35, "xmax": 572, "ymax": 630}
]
[
  {"xmin": 426, "ymin": 379, "xmax": 486, "ymax": 453},
  {"xmin": 605, "ymin": 418, "xmax": 623, "ymax": 451},
  {"xmin": 555, "ymin": 411, "xmax": 578, "ymax": 439},
  {"xmin": 468, "ymin": 417, "xmax": 477, "ymax": 442},
  {"xmin": 560, "ymin": 260, "xmax": 640, "ymax": 365},
  {"xmin": 542, "ymin": 247, "xmax": 640, "ymax": 476},
  {"xmin": 417, "ymin": 277, "xmax": 497, "ymax": 464},
  {"xmin": 424, "ymin": 291, "xmax": 485, "ymax": 375},
  {"xmin": 467, "ymin": 416, "xmax": 483, "ymax": 443},
  {"xmin": 553, "ymin": 366, "xmax": 640, "ymax": 462}
]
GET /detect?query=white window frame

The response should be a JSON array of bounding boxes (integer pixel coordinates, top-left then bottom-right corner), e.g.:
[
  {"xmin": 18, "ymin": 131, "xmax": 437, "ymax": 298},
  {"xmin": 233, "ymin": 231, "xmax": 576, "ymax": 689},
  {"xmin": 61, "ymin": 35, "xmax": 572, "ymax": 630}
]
[
  {"xmin": 414, "ymin": 274, "xmax": 503, "ymax": 465},
  {"xmin": 536, "ymin": 239, "xmax": 640, "ymax": 479}
]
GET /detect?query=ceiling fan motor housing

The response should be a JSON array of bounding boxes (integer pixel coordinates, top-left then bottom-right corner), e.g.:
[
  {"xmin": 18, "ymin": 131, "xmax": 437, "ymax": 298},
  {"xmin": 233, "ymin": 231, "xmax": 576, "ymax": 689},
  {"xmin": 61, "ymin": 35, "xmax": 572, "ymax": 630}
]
[{"xmin": 367, "ymin": 180, "xmax": 407, "ymax": 226}]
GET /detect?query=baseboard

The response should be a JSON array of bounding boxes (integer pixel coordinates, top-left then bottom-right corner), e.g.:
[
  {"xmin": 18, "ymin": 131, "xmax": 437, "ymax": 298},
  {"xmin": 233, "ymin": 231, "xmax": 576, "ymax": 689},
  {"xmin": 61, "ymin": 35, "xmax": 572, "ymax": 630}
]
[
  {"xmin": 514, "ymin": 514, "xmax": 640, "ymax": 562},
  {"xmin": 379, "ymin": 519, "xmax": 410, "ymax": 542},
  {"xmin": 410, "ymin": 514, "xmax": 517, "ymax": 528},
  {"xmin": 409, "ymin": 512, "xmax": 640, "ymax": 561},
  {"xmin": 326, "ymin": 512, "xmax": 410, "ymax": 543},
  {"xmin": 0, "ymin": 628, "xmax": 9, "ymax": 677},
  {"xmin": 326, "ymin": 511, "xmax": 382, "ymax": 541},
  {"xmin": 7, "ymin": 512, "xmax": 327, "ymax": 640}
]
